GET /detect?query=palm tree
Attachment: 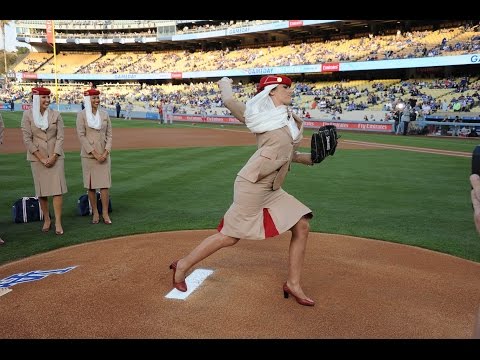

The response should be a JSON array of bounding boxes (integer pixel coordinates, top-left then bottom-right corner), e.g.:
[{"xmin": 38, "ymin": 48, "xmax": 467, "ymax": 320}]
[{"xmin": 0, "ymin": 20, "xmax": 11, "ymax": 86}]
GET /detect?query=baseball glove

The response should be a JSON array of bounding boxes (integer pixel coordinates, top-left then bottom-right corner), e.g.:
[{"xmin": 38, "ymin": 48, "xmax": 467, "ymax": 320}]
[{"xmin": 311, "ymin": 125, "xmax": 339, "ymax": 164}]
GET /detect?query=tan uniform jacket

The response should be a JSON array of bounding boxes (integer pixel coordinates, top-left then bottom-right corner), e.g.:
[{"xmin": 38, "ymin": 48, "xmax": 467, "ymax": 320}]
[
  {"xmin": 224, "ymin": 97, "xmax": 308, "ymax": 190},
  {"xmin": 21, "ymin": 109, "xmax": 64, "ymax": 161},
  {"xmin": 76, "ymin": 109, "xmax": 112, "ymax": 158}
]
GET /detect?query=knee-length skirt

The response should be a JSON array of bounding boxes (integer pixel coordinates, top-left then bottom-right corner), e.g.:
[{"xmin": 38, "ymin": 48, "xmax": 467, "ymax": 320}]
[
  {"xmin": 30, "ymin": 159, "xmax": 68, "ymax": 197},
  {"xmin": 81, "ymin": 156, "xmax": 111, "ymax": 189},
  {"xmin": 218, "ymin": 172, "xmax": 313, "ymax": 240}
]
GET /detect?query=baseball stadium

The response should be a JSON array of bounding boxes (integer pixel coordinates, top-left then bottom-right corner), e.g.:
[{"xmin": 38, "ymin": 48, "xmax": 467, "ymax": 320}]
[{"xmin": 0, "ymin": 19, "xmax": 480, "ymax": 340}]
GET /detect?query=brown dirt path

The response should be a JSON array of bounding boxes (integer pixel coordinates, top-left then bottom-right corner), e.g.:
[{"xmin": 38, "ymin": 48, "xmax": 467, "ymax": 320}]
[
  {"xmin": 1, "ymin": 125, "xmax": 479, "ymax": 338},
  {"xmin": 0, "ymin": 127, "xmax": 367, "ymax": 154},
  {"xmin": 0, "ymin": 230, "xmax": 479, "ymax": 339}
]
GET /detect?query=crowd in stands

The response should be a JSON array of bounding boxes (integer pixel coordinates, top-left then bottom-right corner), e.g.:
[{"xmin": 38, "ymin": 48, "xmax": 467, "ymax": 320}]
[
  {"xmin": 5, "ymin": 23, "xmax": 480, "ymax": 125},
  {"xmin": 2, "ymin": 76, "xmax": 479, "ymax": 120},
  {"xmin": 26, "ymin": 29, "xmax": 157, "ymax": 39},
  {"xmin": 13, "ymin": 25, "xmax": 480, "ymax": 75},
  {"xmin": 18, "ymin": 20, "xmax": 283, "ymax": 44},
  {"xmin": 176, "ymin": 20, "xmax": 279, "ymax": 34},
  {"xmin": 3, "ymin": 75, "xmax": 480, "ymax": 137}
]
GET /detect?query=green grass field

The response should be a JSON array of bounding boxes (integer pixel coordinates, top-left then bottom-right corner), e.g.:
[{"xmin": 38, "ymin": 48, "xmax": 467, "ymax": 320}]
[{"xmin": 1, "ymin": 111, "xmax": 479, "ymax": 265}]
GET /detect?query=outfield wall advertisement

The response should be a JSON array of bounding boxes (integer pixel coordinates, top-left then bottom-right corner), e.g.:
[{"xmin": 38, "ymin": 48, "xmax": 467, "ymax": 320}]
[{"xmin": 170, "ymin": 114, "xmax": 394, "ymax": 132}]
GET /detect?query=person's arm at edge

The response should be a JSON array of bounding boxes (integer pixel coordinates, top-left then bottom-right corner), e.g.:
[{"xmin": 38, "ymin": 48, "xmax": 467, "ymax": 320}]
[
  {"xmin": 469, "ymin": 174, "xmax": 480, "ymax": 339},
  {"xmin": 469, "ymin": 174, "xmax": 480, "ymax": 233}
]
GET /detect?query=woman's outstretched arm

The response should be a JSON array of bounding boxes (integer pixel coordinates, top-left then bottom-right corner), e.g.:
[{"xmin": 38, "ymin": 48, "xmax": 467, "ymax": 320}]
[
  {"xmin": 292, "ymin": 151, "xmax": 314, "ymax": 166},
  {"xmin": 218, "ymin": 77, "xmax": 246, "ymax": 124}
]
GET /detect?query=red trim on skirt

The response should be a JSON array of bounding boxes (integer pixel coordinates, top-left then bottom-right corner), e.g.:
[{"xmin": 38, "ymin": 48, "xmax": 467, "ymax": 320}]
[
  {"xmin": 217, "ymin": 208, "xmax": 280, "ymax": 238},
  {"xmin": 263, "ymin": 208, "xmax": 279, "ymax": 238},
  {"xmin": 217, "ymin": 217, "xmax": 224, "ymax": 232}
]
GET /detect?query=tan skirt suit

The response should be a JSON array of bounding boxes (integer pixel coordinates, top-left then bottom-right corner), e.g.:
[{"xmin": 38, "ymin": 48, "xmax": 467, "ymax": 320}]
[
  {"xmin": 76, "ymin": 109, "xmax": 112, "ymax": 189},
  {"xmin": 21, "ymin": 109, "xmax": 68, "ymax": 197},
  {"xmin": 217, "ymin": 99, "xmax": 313, "ymax": 240}
]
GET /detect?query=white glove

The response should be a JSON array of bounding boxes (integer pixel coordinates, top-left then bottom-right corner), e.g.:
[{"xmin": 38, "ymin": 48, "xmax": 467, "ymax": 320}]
[{"xmin": 218, "ymin": 77, "xmax": 234, "ymax": 100}]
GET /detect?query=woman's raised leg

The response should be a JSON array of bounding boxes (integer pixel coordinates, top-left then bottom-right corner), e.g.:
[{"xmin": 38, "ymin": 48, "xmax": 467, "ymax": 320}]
[{"xmin": 172, "ymin": 233, "xmax": 239, "ymax": 285}]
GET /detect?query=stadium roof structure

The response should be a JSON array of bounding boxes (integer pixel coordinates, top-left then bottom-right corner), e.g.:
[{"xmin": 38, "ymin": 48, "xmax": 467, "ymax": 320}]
[{"xmin": 14, "ymin": 19, "xmax": 463, "ymax": 52}]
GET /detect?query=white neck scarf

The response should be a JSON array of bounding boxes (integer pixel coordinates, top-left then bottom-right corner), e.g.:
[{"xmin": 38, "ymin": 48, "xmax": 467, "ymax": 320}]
[
  {"xmin": 244, "ymin": 84, "xmax": 300, "ymax": 140},
  {"xmin": 84, "ymin": 96, "xmax": 102, "ymax": 130},
  {"xmin": 32, "ymin": 95, "xmax": 49, "ymax": 131},
  {"xmin": 244, "ymin": 84, "xmax": 288, "ymax": 133},
  {"xmin": 287, "ymin": 115, "xmax": 300, "ymax": 140}
]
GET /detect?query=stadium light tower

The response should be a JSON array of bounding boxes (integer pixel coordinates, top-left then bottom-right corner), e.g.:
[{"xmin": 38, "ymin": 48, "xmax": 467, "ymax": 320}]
[{"xmin": 0, "ymin": 20, "xmax": 11, "ymax": 86}]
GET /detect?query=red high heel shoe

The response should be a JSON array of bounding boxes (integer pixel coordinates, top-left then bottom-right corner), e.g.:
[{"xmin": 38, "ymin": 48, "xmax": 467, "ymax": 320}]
[
  {"xmin": 169, "ymin": 260, "xmax": 187, "ymax": 292},
  {"xmin": 283, "ymin": 282, "xmax": 315, "ymax": 306}
]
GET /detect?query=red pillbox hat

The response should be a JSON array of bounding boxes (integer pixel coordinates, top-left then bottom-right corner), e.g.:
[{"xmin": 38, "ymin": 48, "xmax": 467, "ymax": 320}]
[
  {"xmin": 32, "ymin": 87, "xmax": 51, "ymax": 95},
  {"xmin": 84, "ymin": 88, "xmax": 100, "ymax": 96},
  {"xmin": 257, "ymin": 75, "xmax": 292, "ymax": 93}
]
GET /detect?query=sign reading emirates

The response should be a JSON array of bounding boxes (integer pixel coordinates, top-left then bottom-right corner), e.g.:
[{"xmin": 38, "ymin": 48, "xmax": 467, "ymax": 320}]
[
  {"xmin": 22, "ymin": 73, "xmax": 38, "ymax": 80},
  {"xmin": 322, "ymin": 63, "xmax": 340, "ymax": 72},
  {"xmin": 46, "ymin": 20, "xmax": 54, "ymax": 44},
  {"xmin": 288, "ymin": 20, "xmax": 304, "ymax": 27}
]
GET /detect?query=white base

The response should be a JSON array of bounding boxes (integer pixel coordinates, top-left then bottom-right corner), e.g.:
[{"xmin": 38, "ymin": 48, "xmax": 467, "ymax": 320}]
[
  {"xmin": 0, "ymin": 287, "xmax": 12, "ymax": 297},
  {"xmin": 165, "ymin": 269, "xmax": 214, "ymax": 300}
]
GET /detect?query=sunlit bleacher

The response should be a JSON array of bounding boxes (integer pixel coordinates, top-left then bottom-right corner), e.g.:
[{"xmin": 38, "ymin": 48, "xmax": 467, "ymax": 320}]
[
  {"xmin": 11, "ymin": 25, "xmax": 479, "ymax": 75},
  {"xmin": 36, "ymin": 52, "xmax": 102, "ymax": 74}
]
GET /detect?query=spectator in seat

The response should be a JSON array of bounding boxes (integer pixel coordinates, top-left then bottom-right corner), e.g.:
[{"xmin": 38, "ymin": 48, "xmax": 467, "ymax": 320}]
[
  {"xmin": 21, "ymin": 87, "xmax": 67, "ymax": 235},
  {"xmin": 468, "ymin": 127, "xmax": 479, "ymax": 137}
]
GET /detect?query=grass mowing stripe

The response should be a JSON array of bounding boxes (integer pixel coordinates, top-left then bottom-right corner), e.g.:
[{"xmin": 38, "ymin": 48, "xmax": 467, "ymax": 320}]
[
  {"xmin": 287, "ymin": 149, "xmax": 476, "ymax": 260},
  {"xmin": 0, "ymin": 139, "xmax": 478, "ymax": 264}
]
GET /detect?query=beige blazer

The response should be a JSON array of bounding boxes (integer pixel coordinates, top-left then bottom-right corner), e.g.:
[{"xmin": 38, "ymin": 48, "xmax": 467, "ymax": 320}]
[
  {"xmin": 21, "ymin": 109, "xmax": 64, "ymax": 161},
  {"xmin": 224, "ymin": 98, "xmax": 306, "ymax": 190},
  {"xmin": 0, "ymin": 114, "xmax": 4, "ymax": 144},
  {"xmin": 76, "ymin": 109, "xmax": 112, "ymax": 158}
]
